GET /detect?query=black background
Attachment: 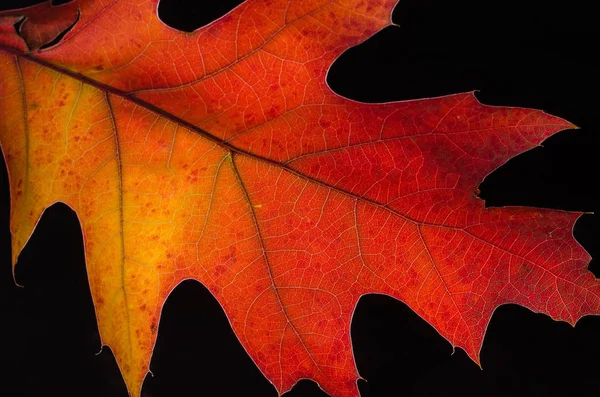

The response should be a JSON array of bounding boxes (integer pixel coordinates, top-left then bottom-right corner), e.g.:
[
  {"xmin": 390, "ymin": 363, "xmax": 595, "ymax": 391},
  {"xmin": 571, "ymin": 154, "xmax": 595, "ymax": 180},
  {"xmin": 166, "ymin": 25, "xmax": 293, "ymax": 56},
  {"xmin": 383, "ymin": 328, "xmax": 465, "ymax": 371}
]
[{"xmin": 1, "ymin": 0, "xmax": 598, "ymax": 396}]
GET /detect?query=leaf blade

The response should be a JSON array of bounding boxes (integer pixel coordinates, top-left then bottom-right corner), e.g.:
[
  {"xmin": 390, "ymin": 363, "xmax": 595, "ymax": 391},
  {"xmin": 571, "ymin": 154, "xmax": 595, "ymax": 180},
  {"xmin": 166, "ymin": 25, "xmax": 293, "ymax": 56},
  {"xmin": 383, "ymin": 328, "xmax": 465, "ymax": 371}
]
[{"xmin": 0, "ymin": 1, "xmax": 595, "ymax": 396}]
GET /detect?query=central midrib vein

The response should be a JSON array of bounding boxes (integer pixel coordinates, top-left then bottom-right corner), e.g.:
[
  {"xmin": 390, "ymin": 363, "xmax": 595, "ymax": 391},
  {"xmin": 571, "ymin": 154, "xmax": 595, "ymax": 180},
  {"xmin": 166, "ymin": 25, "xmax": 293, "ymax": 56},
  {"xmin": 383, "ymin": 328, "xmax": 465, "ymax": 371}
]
[{"xmin": 0, "ymin": 44, "xmax": 472, "ymax": 233}]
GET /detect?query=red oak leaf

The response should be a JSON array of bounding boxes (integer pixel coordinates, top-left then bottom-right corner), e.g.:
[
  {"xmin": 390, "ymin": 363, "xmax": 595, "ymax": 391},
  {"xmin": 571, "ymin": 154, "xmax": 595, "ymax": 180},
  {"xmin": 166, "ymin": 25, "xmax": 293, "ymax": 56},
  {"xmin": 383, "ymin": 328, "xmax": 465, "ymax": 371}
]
[{"xmin": 0, "ymin": 1, "xmax": 595, "ymax": 396}]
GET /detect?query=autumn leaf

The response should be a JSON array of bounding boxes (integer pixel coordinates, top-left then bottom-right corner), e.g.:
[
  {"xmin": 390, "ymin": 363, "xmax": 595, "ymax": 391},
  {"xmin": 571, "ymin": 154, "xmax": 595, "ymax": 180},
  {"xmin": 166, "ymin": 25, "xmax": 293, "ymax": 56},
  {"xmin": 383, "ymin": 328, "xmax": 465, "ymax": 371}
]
[{"xmin": 0, "ymin": 1, "xmax": 596, "ymax": 396}]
